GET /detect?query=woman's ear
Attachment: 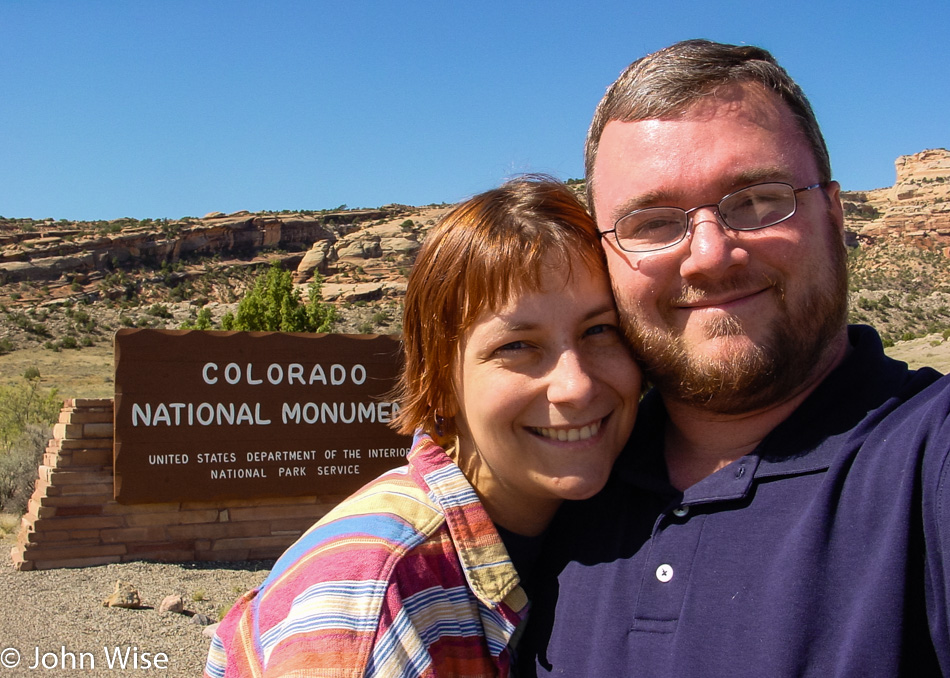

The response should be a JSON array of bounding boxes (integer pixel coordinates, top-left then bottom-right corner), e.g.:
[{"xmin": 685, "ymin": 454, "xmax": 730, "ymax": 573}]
[{"xmin": 440, "ymin": 395, "xmax": 458, "ymax": 420}]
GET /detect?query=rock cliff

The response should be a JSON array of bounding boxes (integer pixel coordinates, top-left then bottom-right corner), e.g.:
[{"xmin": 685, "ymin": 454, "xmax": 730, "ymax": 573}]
[
  {"xmin": 1, "ymin": 150, "xmax": 949, "ymax": 351},
  {"xmin": 842, "ymin": 148, "xmax": 950, "ymax": 246}
]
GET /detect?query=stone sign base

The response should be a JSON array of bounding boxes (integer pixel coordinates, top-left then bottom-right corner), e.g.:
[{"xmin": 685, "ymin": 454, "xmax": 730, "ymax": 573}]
[{"xmin": 12, "ymin": 399, "xmax": 345, "ymax": 570}]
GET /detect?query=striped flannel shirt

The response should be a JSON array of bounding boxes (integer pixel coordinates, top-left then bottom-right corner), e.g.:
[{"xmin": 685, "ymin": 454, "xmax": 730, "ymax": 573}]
[{"xmin": 204, "ymin": 434, "xmax": 530, "ymax": 677}]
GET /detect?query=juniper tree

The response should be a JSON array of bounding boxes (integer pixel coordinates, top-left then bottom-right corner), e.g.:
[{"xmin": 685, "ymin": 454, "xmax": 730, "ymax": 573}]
[{"xmin": 220, "ymin": 262, "xmax": 336, "ymax": 333}]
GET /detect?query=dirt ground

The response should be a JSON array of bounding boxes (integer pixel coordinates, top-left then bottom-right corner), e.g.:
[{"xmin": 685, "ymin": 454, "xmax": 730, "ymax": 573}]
[{"xmin": 885, "ymin": 334, "xmax": 950, "ymax": 373}]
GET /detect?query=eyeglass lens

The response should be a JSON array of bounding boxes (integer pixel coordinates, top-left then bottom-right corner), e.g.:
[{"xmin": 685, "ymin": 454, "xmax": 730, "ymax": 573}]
[{"xmin": 615, "ymin": 183, "xmax": 798, "ymax": 252}]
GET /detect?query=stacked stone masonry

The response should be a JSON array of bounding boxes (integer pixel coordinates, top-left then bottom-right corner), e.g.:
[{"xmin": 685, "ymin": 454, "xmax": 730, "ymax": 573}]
[{"xmin": 12, "ymin": 399, "xmax": 342, "ymax": 570}]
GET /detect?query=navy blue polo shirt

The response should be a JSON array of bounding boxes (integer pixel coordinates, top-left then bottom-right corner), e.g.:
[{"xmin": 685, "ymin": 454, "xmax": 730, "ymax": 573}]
[{"xmin": 518, "ymin": 326, "xmax": 950, "ymax": 677}]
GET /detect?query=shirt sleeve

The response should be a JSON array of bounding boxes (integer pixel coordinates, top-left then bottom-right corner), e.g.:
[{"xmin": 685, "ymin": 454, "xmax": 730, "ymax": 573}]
[{"xmin": 921, "ymin": 397, "xmax": 950, "ymax": 672}]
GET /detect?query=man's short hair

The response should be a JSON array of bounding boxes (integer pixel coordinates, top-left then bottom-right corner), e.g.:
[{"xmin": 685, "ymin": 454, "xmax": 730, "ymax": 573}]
[
  {"xmin": 391, "ymin": 176, "xmax": 605, "ymax": 441},
  {"xmin": 585, "ymin": 39, "xmax": 831, "ymax": 215}
]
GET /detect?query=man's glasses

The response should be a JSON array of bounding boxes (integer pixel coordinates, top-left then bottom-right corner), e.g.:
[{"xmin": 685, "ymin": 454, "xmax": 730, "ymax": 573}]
[{"xmin": 599, "ymin": 182, "xmax": 825, "ymax": 253}]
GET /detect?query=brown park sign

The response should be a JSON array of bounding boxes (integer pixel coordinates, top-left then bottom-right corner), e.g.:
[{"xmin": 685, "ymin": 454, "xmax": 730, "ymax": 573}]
[{"xmin": 113, "ymin": 329, "xmax": 412, "ymax": 503}]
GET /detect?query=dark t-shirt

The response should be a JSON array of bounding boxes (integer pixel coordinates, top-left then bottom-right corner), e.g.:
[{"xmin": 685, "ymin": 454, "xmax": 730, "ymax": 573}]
[{"xmin": 495, "ymin": 522, "xmax": 545, "ymax": 598}]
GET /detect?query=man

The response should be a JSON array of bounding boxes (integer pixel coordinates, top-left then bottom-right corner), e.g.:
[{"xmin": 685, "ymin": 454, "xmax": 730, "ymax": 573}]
[{"xmin": 518, "ymin": 39, "xmax": 950, "ymax": 676}]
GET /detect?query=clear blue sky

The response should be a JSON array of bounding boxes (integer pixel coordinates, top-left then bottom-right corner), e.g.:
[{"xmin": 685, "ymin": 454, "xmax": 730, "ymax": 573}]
[{"xmin": 3, "ymin": 1, "xmax": 948, "ymax": 221}]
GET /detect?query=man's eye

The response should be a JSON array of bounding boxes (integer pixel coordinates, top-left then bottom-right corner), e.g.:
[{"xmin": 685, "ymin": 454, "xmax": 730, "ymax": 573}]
[
  {"xmin": 627, "ymin": 216, "xmax": 682, "ymax": 242},
  {"xmin": 633, "ymin": 218, "xmax": 678, "ymax": 234}
]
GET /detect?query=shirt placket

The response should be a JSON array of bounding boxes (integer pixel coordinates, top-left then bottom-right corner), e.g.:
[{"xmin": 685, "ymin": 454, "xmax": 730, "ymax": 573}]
[{"xmin": 631, "ymin": 458, "xmax": 757, "ymax": 634}]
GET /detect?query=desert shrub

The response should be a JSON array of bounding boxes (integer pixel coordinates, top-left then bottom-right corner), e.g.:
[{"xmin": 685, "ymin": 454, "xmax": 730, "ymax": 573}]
[
  {"xmin": 0, "ymin": 424, "xmax": 50, "ymax": 514},
  {"xmin": 168, "ymin": 282, "xmax": 193, "ymax": 302},
  {"xmin": 68, "ymin": 308, "xmax": 95, "ymax": 332},
  {"xmin": 0, "ymin": 374, "xmax": 61, "ymax": 453},
  {"xmin": 147, "ymin": 303, "xmax": 173, "ymax": 318},
  {"xmin": 0, "ymin": 374, "xmax": 60, "ymax": 513},
  {"xmin": 9, "ymin": 312, "xmax": 50, "ymax": 337}
]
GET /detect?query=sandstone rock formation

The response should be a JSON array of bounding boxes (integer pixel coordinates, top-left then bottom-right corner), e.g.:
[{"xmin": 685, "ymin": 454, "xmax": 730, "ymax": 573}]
[
  {"xmin": 0, "ymin": 209, "xmax": 389, "ymax": 286},
  {"xmin": 843, "ymin": 148, "xmax": 950, "ymax": 245},
  {"xmin": 1, "ymin": 151, "xmax": 949, "ymax": 350}
]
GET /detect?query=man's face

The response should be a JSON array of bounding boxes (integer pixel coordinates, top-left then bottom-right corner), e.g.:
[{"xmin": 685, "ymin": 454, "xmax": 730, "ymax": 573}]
[{"xmin": 591, "ymin": 83, "xmax": 848, "ymax": 414}]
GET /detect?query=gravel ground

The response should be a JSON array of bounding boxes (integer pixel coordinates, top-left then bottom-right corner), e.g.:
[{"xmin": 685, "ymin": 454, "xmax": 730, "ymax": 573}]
[{"xmin": 0, "ymin": 535, "xmax": 272, "ymax": 677}]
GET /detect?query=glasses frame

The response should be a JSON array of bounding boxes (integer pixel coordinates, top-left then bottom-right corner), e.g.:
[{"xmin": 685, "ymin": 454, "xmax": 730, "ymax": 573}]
[{"xmin": 599, "ymin": 181, "xmax": 826, "ymax": 254}]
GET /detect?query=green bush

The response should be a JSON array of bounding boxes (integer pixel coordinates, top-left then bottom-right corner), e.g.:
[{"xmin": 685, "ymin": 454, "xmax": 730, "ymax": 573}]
[
  {"xmin": 220, "ymin": 262, "xmax": 336, "ymax": 333},
  {"xmin": 180, "ymin": 307, "xmax": 213, "ymax": 330}
]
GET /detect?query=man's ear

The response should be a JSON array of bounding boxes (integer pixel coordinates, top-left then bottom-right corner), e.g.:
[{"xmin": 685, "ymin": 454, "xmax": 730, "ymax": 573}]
[{"xmin": 825, "ymin": 180, "xmax": 845, "ymax": 235}]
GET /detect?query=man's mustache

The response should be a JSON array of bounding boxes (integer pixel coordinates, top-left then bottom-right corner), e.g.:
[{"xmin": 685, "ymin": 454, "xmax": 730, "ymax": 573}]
[{"xmin": 666, "ymin": 272, "xmax": 782, "ymax": 308}]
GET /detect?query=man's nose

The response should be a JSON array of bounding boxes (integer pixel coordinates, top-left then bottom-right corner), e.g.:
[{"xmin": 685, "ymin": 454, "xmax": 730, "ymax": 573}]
[{"xmin": 679, "ymin": 206, "xmax": 750, "ymax": 279}]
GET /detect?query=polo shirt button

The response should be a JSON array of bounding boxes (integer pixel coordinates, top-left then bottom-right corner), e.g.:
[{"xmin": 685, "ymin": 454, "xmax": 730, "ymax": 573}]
[
  {"xmin": 672, "ymin": 506, "xmax": 689, "ymax": 517},
  {"xmin": 656, "ymin": 564, "xmax": 674, "ymax": 583}
]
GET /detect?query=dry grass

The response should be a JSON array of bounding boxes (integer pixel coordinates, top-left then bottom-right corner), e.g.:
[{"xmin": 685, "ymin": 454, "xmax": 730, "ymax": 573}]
[
  {"xmin": 0, "ymin": 513, "xmax": 21, "ymax": 540},
  {"xmin": 0, "ymin": 330, "xmax": 946, "ymax": 406},
  {"xmin": 884, "ymin": 334, "xmax": 950, "ymax": 373},
  {"xmin": 0, "ymin": 343, "xmax": 114, "ymax": 400}
]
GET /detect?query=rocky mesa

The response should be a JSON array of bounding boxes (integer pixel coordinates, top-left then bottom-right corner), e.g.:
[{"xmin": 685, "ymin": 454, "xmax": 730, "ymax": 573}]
[{"xmin": 1, "ymin": 151, "xmax": 949, "ymax": 356}]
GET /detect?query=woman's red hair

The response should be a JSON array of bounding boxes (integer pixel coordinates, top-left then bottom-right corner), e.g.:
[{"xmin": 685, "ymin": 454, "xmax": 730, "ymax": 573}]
[{"xmin": 390, "ymin": 176, "xmax": 605, "ymax": 442}]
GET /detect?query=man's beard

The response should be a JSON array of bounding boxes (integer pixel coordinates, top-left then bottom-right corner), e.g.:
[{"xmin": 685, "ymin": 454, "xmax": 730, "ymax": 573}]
[{"xmin": 619, "ymin": 225, "xmax": 849, "ymax": 415}]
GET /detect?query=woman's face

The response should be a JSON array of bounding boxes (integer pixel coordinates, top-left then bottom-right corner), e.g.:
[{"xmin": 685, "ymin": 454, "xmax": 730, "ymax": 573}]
[{"xmin": 452, "ymin": 255, "xmax": 641, "ymax": 535}]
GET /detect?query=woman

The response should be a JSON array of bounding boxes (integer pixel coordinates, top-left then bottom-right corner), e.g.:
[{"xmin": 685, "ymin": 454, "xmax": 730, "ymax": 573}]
[{"xmin": 205, "ymin": 177, "xmax": 641, "ymax": 677}]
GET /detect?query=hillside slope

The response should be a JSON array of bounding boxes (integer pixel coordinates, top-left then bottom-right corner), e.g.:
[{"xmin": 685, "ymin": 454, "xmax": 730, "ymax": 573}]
[{"xmin": 2, "ymin": 149, "xmax": 949, "ymax": 395}]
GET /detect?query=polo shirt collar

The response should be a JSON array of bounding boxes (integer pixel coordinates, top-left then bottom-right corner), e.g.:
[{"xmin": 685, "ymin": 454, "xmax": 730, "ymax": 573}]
[{"xmin": 756, "ymin": 325, "xmax": 913, "ymax": 476}]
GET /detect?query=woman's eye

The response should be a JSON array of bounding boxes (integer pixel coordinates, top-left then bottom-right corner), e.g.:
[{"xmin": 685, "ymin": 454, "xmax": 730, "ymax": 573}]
[
  {"xmin": 495, "ymin": 340, "xmax": 530, "ymax": 353},
  {"xmin": 585, "ymin": 323, "xmax": 618, "ymax": 337}
]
